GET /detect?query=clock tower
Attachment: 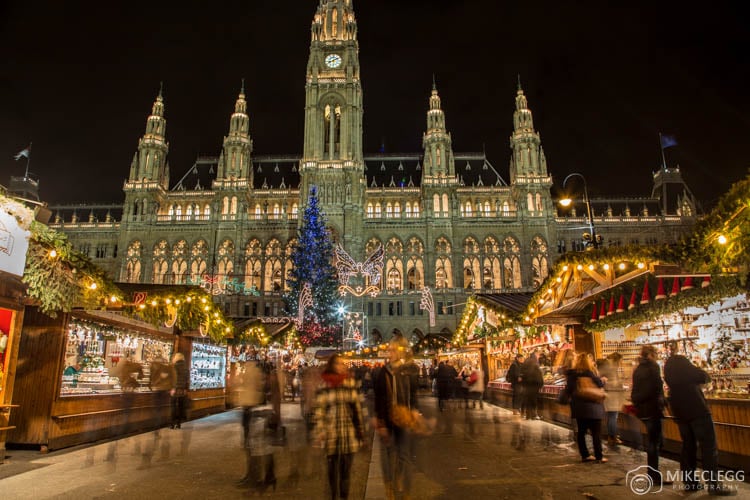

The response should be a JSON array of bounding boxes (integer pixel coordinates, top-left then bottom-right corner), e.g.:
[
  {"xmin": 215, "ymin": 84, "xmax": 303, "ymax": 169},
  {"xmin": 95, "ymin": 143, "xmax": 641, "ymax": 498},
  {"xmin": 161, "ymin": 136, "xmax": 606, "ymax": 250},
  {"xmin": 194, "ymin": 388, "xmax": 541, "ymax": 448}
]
[{"xmin": 300, "ymin": 0, "xmax": 365, "ymax": 254}]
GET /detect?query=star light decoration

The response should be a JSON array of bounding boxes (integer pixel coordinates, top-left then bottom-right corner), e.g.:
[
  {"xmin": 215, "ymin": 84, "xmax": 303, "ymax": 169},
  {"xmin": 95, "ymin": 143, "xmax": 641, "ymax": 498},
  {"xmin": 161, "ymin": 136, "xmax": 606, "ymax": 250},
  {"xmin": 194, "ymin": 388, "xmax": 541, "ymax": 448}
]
[
  {"xmin": 298, "ymin": 282, "xmax": 313, "ymax": 326},
  {"xmin": 335, "ymin": 244, "xmax": 384, "ymax": 297},
  {"xmin": 419, "ymin": 286, "xmax": 436, "ymax": 327}
]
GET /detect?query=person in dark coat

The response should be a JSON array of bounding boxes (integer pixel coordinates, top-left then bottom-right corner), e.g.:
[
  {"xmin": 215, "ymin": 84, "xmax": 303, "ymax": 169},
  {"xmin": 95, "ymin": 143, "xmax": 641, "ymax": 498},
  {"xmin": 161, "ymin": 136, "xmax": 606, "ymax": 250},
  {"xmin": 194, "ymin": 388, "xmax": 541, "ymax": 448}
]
[
  {"xmin": 520, "ymin": 352, "xmax": 544, "ymax": 420},
  {"xmin": 170, "ymin": 352, "xmax": 189, "ymax": 429},
  {"xmin": 436, "ymin": 360, "xmax": 458, "ymax": 411},
  {"xmin": 566, "ymin": 352, "xmax": 607, "ymax": 462},
  {"xmin": 664, "ymin": 345, "xmax": 735, "ymax": 495},
  {"xmin": 505, "ymin": 354, "xmax": 524, "ymax": 415},
  {"xmin": 630, "ymin": 345, "xmax": 665, "ymax": 485}
]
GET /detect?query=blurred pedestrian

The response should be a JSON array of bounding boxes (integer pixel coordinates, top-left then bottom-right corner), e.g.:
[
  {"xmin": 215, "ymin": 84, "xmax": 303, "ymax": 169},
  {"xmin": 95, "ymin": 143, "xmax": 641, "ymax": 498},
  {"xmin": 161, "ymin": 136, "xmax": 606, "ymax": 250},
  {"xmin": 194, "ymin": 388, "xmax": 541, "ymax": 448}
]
[
  {"xmin": 374, "ymin": 336, "xmax": 421, "ymax": 500},
  {"xmin": 520, "ymin": 352, "xmax": 543, "ymax": 420},
  {"xmin": 468, "ymin": 363, "xmax": 485, "ymax": 409},
  {"xmin": 567, "ymin": 352, "xmax": 607, "ymax": 463},
  {"xmin": 599, "ymin": 353, "xmax": 625, "ymax": 447},
  {"xmin": 170, "ymin": 352, "xmax": 189, "ymax": 429},
  {"xmin": 664, "ymin": 344, "xmax": 736, "ymax": 495},
  {"xmin": 506, "ymin": 354, "xmax": 524, "ymax": 414},
  {"xmin": 234, "ymin": 361, "xmax": 265, "ymax": 488},
  {"xmin": 314, "ymin": 354, "xmax": 367, "ymax": 500},
  {"xmin": 631, "ymin": 345, "xmax": 665, "ymax": 485},
  {"xmin": 436, "ymin": 360, "xmax": 457, "ymax": 411}
]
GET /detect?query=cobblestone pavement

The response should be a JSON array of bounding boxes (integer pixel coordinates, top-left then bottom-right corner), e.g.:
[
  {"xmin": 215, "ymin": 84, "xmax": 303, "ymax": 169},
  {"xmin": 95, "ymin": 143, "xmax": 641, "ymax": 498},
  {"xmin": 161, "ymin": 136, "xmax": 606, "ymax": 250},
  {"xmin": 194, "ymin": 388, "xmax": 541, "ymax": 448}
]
[{"xmin": 0, "ymin": 396, "xmax": 747, "ymax": 499}]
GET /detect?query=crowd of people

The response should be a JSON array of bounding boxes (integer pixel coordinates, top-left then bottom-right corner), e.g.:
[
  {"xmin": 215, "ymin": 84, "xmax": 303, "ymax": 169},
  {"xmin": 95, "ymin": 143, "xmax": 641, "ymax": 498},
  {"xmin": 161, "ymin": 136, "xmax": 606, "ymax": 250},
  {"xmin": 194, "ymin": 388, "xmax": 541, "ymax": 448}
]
[{"xmin": 220, "ymin": 338, "xmax": 738, "ymax": 497}]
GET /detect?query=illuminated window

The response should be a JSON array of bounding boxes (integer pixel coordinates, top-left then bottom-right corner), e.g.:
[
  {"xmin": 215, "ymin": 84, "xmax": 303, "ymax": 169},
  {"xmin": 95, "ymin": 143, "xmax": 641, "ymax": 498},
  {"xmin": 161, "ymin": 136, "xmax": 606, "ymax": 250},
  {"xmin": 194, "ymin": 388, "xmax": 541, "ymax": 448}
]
[
  {"xmin": 367, "ymin": 203, "xmax": 374, "ymax": 218},
  {"xmin": 433, "ymin": 194, "xmax": 440, "ymax": 217},
  {"xmin": 375, "ymin": 203, "xmax": 382, "ymax": 218}
]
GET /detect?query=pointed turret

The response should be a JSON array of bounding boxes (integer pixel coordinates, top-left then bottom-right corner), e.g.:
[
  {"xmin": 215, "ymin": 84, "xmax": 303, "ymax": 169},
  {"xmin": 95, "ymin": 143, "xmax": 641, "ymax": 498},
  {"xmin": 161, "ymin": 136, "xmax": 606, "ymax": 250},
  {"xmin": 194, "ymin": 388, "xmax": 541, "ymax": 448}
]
[
  {"xmin": 509, "ymin": 81, "xmax": 548, "ymax": 182},
  {"xmin": 508, "ymin": 80, "xmax": 552, "ymax": 218},
  {"xmin": 215, "ymin": 81, "xmax": 253, "ymax": 185},
  {"xmin": 422, "ymin": 81, "xmax": 455, "ymax": 182},
  {"xmin": 129, "ymin": 85, "xmax": 169, "ymax": 188}
]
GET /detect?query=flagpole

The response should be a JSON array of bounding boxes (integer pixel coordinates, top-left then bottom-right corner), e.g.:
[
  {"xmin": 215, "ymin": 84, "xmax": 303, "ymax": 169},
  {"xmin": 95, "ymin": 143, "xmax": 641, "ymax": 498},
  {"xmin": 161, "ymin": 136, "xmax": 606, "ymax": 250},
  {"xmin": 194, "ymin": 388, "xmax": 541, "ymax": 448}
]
[
  {"xmin": 24, "ymin": 142, "xmax": 32, "ymax": 179},
  {"xmin": 658, "ymin": 133, "xmax": 667, "ymax": 170}
]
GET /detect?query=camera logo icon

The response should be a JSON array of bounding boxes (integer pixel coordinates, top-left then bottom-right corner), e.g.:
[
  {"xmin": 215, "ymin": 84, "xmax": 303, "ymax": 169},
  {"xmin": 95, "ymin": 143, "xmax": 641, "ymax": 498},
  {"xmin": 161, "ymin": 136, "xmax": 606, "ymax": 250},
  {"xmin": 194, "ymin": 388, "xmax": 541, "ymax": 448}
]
[{"xmin": 626, "ymin": 466, "xmax": 663, "ymax": 495}]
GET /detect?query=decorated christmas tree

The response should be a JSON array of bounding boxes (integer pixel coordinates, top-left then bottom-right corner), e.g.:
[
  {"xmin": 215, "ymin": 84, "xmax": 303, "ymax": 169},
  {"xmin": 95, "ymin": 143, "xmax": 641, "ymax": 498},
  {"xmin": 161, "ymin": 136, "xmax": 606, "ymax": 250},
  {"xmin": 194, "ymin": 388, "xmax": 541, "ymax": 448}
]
[
  {"xmin": 285, "ymin": 187, "xmax": 341, "ymax": 346},
  {"xmin": 713, "ymin": 329, "xmax": 736, "ymax": 371}
]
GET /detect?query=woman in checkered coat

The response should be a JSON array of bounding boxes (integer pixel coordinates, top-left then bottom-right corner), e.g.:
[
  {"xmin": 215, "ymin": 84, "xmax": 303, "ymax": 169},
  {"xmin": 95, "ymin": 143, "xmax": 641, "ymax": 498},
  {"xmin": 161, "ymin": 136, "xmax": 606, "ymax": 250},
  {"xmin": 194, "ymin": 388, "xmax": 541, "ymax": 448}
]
[{"xmin": 314, "ymin": 354, "xmax": 367, "ymax": 500}]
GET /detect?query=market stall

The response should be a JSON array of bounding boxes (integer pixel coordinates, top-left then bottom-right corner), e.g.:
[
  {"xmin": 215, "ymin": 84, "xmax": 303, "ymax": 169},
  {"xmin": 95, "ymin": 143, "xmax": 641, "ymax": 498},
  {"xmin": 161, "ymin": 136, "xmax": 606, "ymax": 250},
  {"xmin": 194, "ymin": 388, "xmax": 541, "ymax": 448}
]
[
  {"xmin": 0, "ymin": 275, "xmax": 26, "ymax": 463},
  {"xmin": 0, "ymin": 193, "xmax": 34, "ymax": 461},
  {"xmin": 9, "ymin": 308, "xmax": 177, "ymax": 451},
  {"xmin": 178, "ymin": 334, "xmax": 227, "ymax": 417},
  {"xmin": 524, "ymin": 234, "xmax": 749, "ymax": 471}
]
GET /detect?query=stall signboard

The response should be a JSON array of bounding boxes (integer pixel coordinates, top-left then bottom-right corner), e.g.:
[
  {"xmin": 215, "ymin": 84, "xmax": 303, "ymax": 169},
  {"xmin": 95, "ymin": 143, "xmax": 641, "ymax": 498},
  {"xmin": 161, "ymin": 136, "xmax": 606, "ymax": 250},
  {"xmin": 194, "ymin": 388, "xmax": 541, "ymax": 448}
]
[{"xmin": 0, "ymin": 209, "xmax": 30, "ymax": 277}]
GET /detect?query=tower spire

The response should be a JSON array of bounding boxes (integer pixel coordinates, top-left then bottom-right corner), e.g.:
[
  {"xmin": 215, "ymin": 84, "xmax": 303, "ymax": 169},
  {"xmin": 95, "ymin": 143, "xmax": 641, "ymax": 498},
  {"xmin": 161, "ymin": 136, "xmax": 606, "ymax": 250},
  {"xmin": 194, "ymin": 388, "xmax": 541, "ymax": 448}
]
[
  {"xmin": 422, "ymin": 83, "xmax": 455, "ymax": 181},
  {"xmin": 215, "ymin": 84, "xmax": 252, "ymax": 183},
  {"xmin": 129, "ymin": 87, "xmax": 169, "ymax": 186},
  {"xmin": 509, "ymin": 81, "xmax": 550, "ymax": 185}
]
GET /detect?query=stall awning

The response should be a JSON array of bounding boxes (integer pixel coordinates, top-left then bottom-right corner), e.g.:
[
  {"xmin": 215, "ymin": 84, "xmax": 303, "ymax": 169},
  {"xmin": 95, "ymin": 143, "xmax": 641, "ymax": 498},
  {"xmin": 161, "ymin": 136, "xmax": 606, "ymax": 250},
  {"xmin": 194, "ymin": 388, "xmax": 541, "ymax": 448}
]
[{"xmin": 476, "ymin": 293, "xmax": 534, "ymax": 315}]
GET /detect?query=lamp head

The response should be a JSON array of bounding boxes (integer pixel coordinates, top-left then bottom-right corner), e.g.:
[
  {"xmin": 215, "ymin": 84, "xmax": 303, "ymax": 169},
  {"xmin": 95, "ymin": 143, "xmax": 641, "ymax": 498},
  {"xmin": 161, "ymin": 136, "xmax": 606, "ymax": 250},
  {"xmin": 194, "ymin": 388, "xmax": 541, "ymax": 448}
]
[{"xmin": 559, "ymin": 197, "xmax": 572, "ymax": 207}]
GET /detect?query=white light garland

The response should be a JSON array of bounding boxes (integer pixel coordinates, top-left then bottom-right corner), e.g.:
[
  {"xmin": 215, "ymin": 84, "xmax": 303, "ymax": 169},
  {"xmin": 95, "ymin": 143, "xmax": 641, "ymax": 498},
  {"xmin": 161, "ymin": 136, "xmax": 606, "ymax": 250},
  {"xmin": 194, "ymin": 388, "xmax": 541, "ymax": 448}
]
[{"xmin": 419, "ymin": 286, "xmax": 436, "ymax": 327}]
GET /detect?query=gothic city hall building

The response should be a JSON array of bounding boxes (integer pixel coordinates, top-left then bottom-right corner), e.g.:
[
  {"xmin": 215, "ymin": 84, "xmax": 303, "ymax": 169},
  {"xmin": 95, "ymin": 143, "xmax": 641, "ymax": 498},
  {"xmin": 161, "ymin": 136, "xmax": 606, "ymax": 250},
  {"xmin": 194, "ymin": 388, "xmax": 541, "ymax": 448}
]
[{"xmin": 49, "ymin": 0, "xmax": 697, "ymax": 342}]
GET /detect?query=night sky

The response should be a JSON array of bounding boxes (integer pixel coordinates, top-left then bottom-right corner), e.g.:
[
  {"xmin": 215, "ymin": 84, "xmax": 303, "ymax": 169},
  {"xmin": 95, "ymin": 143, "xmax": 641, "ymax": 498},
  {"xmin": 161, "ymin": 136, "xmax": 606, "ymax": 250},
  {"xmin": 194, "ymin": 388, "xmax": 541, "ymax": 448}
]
[{"xmin": 2, "ymin": 0, "xmax": 748, "ymax": 207}]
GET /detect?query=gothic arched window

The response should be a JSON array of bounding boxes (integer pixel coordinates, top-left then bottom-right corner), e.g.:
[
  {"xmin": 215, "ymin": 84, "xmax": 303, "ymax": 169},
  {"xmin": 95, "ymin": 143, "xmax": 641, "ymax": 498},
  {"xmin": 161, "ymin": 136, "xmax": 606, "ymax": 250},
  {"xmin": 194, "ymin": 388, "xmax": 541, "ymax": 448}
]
[
  {"xmin": 531, "ymin": 236, "xmax": 549, "ymax": 289},
  {"xmin": 171, "ymin": 240, "xmax": 188, "ymax": 284},
  {"xmin": 483, "ymin": 236, "xmax": 502, "ymax": 289},
  {"xmin": 502, "ymin": 236, "xmax": 522, "ymax": 289},
  {"xmin": 244, "ymin": 239, "xmax": 262, "ymax": 291},
  {"xmin": 152, "ymin": 240, "xmax": 169, "ymax": 284},
  {"xmin": 190, "ymin": 240, "xmax": 209, "ymax": 282},
  {"xmin": 125, "ymin": 241, "xmax": 142, "ymax": 283},
  {"xmin": 435, "ymin": 237, "xmax": 453, "ymax": 289}
]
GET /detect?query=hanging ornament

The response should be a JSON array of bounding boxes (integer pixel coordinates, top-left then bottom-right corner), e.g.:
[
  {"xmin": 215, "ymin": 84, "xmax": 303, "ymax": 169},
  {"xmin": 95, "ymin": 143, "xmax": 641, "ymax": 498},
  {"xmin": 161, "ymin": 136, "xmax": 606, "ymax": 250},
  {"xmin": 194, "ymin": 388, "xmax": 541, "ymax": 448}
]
[
  {"xmin": 628, "ymin": 288, "xmax": 638, "ymax": 310},
  {"xmin": 655, "ymin": 278, "xmax": 667, "ymax": 300},
  {"xmin": 164, "ymin": 304, "xmax": 178, "ymax": 328},
  {"xmin": 670, "ymin": 277, "xmax": 680, "ymax": 297},
  {"xmin": 616, "ymin": 294, "xmax": 626, "ymax": 313},
  {"xmin": 640, "ymin": 280, "xmax": 651, "ymax": 305},
  {"xmin": 702, "ymin": 276, "xmax": 711, "ymax": 288},
  {"xmin": 607, "ymin": 296, "xmax": 616, "ymax": 316},
  {"xmin": 599, "ymin": 300, "xmax": 607, "ymax": 319},
  {"xmin": 681, "ymin": 276, "xmax": 695, "ymax": 291},
  {"xmin": 590, "ymin": 303, "xmax": 598, "ymax": 322}
]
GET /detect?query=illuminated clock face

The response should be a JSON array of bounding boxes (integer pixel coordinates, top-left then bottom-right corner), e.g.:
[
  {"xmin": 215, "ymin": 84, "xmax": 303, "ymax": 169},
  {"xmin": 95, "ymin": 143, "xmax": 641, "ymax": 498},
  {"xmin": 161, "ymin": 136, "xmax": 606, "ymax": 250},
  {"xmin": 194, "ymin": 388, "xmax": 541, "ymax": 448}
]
[{"xmin": 325, "ymin": 54, "xmax": 342, "ymax": 68}]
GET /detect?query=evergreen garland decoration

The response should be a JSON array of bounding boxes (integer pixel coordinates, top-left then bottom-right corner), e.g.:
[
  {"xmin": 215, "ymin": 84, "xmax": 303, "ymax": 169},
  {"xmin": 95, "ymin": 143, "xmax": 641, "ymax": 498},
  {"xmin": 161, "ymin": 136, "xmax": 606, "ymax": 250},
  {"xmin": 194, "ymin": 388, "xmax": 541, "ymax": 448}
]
[
  {"xmin": 587, "ymin": 275, "xmax": 743, "ymax": 332},
  {"xmin": 129, "ymin": 289, "xmax": 232, "ymax": 341},
  {"xmin": 679, "ymin": 174, "xmax": 749, "ymax": 283},
  {"xmin": 23, "ymin": 221, "xmax": 121, "ymax": 316}
]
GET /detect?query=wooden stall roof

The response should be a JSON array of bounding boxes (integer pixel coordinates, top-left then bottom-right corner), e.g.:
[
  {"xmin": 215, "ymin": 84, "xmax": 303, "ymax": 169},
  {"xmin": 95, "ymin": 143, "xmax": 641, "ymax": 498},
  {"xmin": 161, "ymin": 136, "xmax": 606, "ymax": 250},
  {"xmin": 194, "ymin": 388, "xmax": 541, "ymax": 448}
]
[
  {"xmin": 532, "ymin": 261, "xmax": 710, "ymax": 324},
  {"xmin": 71, "ymin": 309, "xmax": 175, "ymax": 337},
  {"xmin": 475, "ymin": 293, "xmax": 534, "ymax": 315}
]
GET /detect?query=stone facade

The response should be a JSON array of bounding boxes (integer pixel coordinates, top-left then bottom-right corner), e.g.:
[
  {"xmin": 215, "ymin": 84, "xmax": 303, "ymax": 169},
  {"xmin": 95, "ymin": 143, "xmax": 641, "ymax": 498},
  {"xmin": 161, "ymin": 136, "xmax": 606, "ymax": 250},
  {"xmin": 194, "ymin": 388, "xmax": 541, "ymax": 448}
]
[{"xmin": 48, "ymin": 0, "xmax": 697, "ymax": 343}]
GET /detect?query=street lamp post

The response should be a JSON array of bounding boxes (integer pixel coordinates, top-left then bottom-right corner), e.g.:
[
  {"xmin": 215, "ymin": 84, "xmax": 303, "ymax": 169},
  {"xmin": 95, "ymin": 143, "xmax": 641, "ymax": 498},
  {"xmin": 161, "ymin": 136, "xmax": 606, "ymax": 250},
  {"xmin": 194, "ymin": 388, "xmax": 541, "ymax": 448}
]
[{"xmin": 559, "ymin": 172, "xmax": 599, "ymax": 249}]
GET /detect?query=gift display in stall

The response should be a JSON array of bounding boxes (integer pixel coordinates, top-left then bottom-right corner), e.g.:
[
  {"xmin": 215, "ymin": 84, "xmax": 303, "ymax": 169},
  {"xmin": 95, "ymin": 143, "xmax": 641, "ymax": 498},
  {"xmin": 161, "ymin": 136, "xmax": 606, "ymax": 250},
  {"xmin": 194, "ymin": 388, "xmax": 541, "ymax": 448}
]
[
  {"xmin": 60, "ymin": 319, "xmax": 173, "ymax": 396},
  {"xmin": 190, "ymin": 342, "xmax": 227, "ymax": 390}
]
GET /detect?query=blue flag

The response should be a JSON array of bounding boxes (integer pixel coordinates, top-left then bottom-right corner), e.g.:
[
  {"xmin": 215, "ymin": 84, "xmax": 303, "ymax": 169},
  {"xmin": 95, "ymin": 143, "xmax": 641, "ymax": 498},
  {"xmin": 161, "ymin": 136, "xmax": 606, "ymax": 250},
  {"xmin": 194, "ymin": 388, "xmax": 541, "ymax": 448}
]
[{"xmin": 660, "ymin": 134, "xmax": 677, "ymax": 149}]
